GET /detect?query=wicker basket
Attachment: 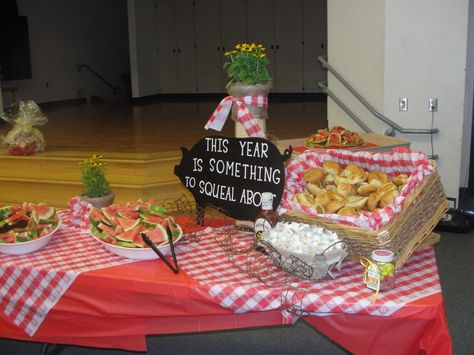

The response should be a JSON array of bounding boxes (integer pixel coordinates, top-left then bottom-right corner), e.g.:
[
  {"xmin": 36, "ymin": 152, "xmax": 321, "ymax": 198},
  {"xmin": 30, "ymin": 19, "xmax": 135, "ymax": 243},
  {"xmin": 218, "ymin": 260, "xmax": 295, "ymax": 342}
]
[{"xmin": 283, "ymin": 171, "xmax": 448, "ymax": 270}]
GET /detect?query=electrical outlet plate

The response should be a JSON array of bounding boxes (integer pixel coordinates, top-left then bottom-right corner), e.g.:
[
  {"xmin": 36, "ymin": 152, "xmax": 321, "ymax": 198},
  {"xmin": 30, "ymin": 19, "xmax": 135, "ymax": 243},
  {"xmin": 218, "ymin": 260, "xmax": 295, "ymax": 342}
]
[
  {"xmin": 429, "ymin": 97, "xmax": 438, "ymax": 112},
  {"xmin": 399, "ymin": 97, "xmax": 408, "ymax": 111}
]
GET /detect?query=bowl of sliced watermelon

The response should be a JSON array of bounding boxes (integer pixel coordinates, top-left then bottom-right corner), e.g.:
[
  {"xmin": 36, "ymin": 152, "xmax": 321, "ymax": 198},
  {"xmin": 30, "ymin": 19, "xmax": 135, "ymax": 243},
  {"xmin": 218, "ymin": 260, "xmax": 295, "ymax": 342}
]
[
  {"xmin": 89, "ymin": 200, "xmax": 184, "ymax": 260},
  {"xmin": 0, "ymin": 203, "xmax": 61, "ymax": 255}
]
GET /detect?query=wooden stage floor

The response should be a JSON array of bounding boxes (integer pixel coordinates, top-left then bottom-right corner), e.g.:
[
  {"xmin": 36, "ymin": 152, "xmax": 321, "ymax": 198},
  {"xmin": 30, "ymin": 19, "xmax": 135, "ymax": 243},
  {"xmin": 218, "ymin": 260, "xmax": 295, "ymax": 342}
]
[
  {"xmin": 0, "ymin": 98, "xmax": 327, "ymax": 206},
  {"xmin": 1, "ymin": 99, "xmax": 327, "ymax": 158}
]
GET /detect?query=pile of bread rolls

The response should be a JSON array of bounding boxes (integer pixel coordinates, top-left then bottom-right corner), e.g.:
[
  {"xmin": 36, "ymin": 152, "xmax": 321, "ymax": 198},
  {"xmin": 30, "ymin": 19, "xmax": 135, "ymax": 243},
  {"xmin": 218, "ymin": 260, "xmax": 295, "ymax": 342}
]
[{"xmin": 293, "ymin": 161, "xmax": 409, "ymax": 216}]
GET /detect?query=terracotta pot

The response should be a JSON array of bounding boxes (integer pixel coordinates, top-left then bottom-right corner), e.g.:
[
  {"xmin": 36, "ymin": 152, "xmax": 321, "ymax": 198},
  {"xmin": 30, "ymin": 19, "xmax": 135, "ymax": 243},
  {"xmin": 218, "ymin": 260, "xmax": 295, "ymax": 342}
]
[
  {"xmin": 80, "ymin": 192, "xmax": 115, "ymax": 208},
  {"xmin": 227, "ymin": 82, "xmax": 272, "ymax": 138}
]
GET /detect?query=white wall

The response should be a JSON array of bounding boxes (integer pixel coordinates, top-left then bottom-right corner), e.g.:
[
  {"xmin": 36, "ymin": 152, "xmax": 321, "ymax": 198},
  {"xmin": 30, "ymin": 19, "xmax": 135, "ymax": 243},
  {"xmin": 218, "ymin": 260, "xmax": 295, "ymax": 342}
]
[
  {"xmin": 1, "ymin": 0, "xmax": 130, "ymax": 106},
  {"xmin": 461, "ymin": 1, "xmax": 474, "ymax": 190},
  {"xmin": 327, "ymin": 0, "xmax": 386, "ymax": 133},
  {"xmin": 328, "ymin": 0, "xmax": 470, "ymax": 200}
]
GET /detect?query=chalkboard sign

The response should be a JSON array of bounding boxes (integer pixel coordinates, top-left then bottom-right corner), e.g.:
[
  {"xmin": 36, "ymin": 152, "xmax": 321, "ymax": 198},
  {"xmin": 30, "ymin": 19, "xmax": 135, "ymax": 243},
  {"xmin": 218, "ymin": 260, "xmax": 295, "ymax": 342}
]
[{"xmin": 174, "ymin": 136, "xmax": 292, "ymax": 221}]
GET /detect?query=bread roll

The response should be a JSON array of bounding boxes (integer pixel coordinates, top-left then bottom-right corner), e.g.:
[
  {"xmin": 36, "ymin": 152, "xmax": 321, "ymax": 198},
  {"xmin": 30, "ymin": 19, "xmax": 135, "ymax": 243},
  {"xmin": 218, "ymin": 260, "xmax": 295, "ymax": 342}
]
[
  {"xmin": 345, "ymin": 171, "xmax": 367, "ymax": 185},
  {"xmin": 306, "ymin": 182, "xmax": 324, "ymax": 196},
  {"xmin": 334, "ymin": 175, "xmax": 348, "ymax": 185},
  {"xmin": 315, "ymin": 191, "xmax": 332, "ymax": 206},
  {"xmin": 392, "ymin": 173, "xmax": 409, "ymax": 186},
  {"xmin": 312, "ymin": 201, "xmax": 326, "ymax": 214},
  {"xmin": 377, "ymin": 182, "xmax": 397, "ymax": 195},
  {"xmin": 342, "ymin": 163, "xmax": 365, "ymax": 177},
  {"xmin": 368, "ymin": 170, "xmax": 389, "ymax": 188},
  {"xmin": 338, "ymin": 206, "xmax": 359, "ymax": 216},
  {"xmin": 357, "ymin": 183, "xmax": 377, "ymax": 196},
  {"xmin": 322, "ymin": 161, "xmax": 342, "ymax": 176},
  {"xmin": 379, "ymin": 190, "xmax": 399, "ymax": 208},
  {"xmin": 303, "ymin": 168, "xmax": 325, "ymax": 184},
  {"xmin": 295, "ymin": 193, "xmax": 314, "ymax": 206},
  {"xmin": 337, "ymin": 182, "xmax": 357, "ymax": 197},
  {"xmin": 367, "ymin": 192, "xmax": 382, "ymax": 211},
  {"xmin": 327, "ymin": 191, "xmax": 346, "ymax": 202},
  {"xmin": 323, "ymin": 173, "xmax": 336, "ymax": 187},
  {"xmin": 346, "ymin": 196, "xmax": 368, "ymax": 209},
  {"xmin": 326, "ymin": 199, "xmax": 346, "ymax": 214}
]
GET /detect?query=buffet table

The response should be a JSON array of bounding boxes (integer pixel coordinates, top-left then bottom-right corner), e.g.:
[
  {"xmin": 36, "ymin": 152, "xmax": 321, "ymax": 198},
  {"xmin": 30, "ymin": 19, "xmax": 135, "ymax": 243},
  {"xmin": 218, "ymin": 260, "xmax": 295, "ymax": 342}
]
[{"xmin": 0, "ymin": 214, "xmax": 452, "ymax": 354}]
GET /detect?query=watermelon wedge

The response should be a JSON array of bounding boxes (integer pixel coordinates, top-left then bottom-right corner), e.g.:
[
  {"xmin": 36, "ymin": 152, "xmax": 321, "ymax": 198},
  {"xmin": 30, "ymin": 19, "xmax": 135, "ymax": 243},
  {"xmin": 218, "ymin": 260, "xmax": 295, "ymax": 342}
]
[
  {"xmin": 306, "ymin": 126, "xmax": 365, "ymax": 148},
  {"xmin": 89, "ymin": 199, "xmax": 183, "ymax": 249},
  {"xmin": 116, "ymin": 217, "xmax": 140, "ymax": 232},
  {"xmin": 143, "ymin": 224, "xmax": 168, "ymax": 245},
  {"xmin": 0, "ymin": 202, "xmax": 59, "ymax": 244}
]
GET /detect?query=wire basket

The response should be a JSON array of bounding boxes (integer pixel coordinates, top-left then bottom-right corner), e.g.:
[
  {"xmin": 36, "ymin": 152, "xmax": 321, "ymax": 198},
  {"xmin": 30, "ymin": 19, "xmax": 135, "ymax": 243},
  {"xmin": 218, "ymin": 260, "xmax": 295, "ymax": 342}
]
[{"xmin": 259, "ymin": 239, "xmax": 348, "ymax": 280}]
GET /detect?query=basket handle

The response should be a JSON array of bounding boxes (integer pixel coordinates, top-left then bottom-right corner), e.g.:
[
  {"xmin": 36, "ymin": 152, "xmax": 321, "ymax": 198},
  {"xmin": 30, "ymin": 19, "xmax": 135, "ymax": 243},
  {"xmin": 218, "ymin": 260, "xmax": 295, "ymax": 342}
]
[{"xmin": 321, "ymin": 240, "xmax": 347, "ymax": 255}]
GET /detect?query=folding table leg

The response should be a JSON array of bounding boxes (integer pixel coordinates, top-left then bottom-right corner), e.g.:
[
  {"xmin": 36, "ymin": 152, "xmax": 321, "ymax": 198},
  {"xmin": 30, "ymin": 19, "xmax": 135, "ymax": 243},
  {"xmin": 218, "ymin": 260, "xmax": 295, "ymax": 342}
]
[{"xmin": 39, "ymin": 343, "xmax": 49, "ymax": 355}]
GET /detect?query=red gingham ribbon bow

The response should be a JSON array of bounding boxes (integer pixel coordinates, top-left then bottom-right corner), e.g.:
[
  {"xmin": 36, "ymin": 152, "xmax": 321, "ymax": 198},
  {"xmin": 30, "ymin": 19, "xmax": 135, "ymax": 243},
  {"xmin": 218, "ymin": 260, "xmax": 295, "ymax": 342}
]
[
  {"xmin": 204, "ymin": 95, "xmax": 268, "ymax": 138},
  {"xmin": 67, "ymin": 196, "xmax": 92, "ymax": 229}
]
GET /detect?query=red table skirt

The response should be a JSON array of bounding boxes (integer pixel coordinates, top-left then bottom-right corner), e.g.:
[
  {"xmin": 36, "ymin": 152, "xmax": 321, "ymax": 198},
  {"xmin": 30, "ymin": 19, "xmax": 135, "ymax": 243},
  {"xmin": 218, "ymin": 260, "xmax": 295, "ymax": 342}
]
[{"xmin": 0, "ymin": 259, "xmax": 451, "ymax": 354}]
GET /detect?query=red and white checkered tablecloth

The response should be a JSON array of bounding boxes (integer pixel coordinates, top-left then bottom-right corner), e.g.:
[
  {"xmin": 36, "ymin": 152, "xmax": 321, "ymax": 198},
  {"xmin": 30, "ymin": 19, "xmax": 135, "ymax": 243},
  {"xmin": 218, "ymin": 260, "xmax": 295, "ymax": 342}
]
[
  {"xmin": 0, "ymin": 211, "xmax": 135, "ymax": 336},
  {"xmin": 1, "ymin": 218, "xmax": 442, "ymax": 338},
  {"xmin": 178, "ymin": 226, "xmax": 441, "ymax": 323}
]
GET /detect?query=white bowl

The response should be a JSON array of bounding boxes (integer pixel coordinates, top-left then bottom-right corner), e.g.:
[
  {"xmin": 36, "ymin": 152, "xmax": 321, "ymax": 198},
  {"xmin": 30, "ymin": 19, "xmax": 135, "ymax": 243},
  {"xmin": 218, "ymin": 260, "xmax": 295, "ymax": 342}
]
[
  {"xmin": 0, "ymin": 220, "xmax": 61, "ymax": 255},
  {"xmin": 90, "ymin": 225, "xmax": 184, "ymax": 260}
]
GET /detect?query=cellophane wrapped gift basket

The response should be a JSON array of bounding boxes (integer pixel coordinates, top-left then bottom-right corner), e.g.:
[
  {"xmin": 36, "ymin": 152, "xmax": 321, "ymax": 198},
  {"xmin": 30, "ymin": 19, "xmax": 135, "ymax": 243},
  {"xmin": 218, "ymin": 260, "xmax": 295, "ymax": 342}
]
[
  {"xmin": 1, "ymin": 101, "xmax": 47, "ymax": 155},
  {"xmin": 278, "ymin": 147, "xmax": 448, "ymax": 270}
]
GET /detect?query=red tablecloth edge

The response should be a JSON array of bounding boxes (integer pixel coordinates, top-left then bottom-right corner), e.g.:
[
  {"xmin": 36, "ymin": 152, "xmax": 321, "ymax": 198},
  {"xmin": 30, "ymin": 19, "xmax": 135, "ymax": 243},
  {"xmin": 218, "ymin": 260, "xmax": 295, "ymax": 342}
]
[
  {"xmin": 1, "ymin": 309, "xmax": 286, "ymax": 351},
  {"xmin": 305, "ymin": 293, "xmax": 452, "ymax": 355}
]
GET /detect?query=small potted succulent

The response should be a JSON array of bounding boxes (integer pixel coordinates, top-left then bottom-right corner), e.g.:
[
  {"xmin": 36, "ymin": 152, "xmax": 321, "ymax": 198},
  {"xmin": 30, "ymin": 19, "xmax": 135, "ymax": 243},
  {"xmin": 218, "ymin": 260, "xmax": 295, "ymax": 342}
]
[
  {"xmin": 223, "ymin": 43, "xmax": 272, "ymax": 137},
  {"xmin": 79, "ymin": 154, "xmax": 114, "ymax": 207}
]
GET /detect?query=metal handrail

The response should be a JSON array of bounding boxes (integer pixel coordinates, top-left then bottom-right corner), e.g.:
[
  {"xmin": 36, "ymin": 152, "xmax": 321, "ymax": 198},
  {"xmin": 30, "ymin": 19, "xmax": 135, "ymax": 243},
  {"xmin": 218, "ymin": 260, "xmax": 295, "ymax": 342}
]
[
  {"xmin": 318, "ymin": 55, "xmax": 438, "ymax": 135},
  {"xmin": 77, "ymin": 64, "xmax": 119, "ymax": 95},
  {"xmin": 318, "ymin": 81, "xmax": 372, "ymax": 133}
]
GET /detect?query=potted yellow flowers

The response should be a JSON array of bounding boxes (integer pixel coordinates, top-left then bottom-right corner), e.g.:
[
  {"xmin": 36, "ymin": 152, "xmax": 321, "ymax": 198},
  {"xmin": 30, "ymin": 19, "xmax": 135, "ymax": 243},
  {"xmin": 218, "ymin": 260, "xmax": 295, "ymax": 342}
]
[
  {"xmin": 224, "ymin": 43, "xmax": 272, "ymax": 137},
  {"xmin": 79, "ymin": 154, "xmax": 114, "ymax": 208}
]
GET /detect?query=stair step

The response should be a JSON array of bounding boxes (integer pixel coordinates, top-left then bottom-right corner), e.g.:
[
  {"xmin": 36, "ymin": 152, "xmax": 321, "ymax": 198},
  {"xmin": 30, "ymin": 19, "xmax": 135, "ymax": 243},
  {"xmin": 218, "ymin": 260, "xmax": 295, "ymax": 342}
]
[{"xmin": 0, "ymin": 151, "xmax": 191, "ymax": 207}]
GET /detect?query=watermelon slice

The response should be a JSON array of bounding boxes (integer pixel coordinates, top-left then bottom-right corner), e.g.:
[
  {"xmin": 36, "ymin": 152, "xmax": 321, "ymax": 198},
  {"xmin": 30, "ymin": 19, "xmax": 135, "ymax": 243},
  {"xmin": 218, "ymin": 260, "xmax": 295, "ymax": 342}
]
[
  {"xmin": 0, "ymin": 202, "xmax": 58, "ymax": 245},
  {"xmin": 327, "ymin": 133, "xmax": 342, "ymax": 146},
  {"xmin": 30, "ymin": 204, "xmax": 55, "ymax": 224},
  {"xmin": 330, "ymin": 126, "xmax": 346, "ymax": 134},
  {"xmin": 141, "ymin": 214, "xmax": 167, "ymax": 228},
  {"xmin": 116, "ymin": 227, "xmax": 140, "ymax": 243},
  {"xmin": 144, "ymin": 224, "xmax": 168, "ymax": 245},
  {"xmin": 4, "ymin": 211, "xmax": 25, "ymax": 224},
  {"xmin": 116, "ymin": 217, "xmax": 140, "ymax": 232},
  {"xmin": 342, "ymin": 131, "xmax": 354, "ymax": 144},
  {"xmin": 317, "ymin": 129, "xmax": 330, "ymax": 138},
  {"xmin": 117, "ymin": 210, "xmax": 140, "ymax": 219},
  {"xmin": 89, "ymin": 199, "xmax": 182, "ymax": 249},
  {"xmin": 97, "ymin": 223, "xmax": 118, "ymax": 236}
]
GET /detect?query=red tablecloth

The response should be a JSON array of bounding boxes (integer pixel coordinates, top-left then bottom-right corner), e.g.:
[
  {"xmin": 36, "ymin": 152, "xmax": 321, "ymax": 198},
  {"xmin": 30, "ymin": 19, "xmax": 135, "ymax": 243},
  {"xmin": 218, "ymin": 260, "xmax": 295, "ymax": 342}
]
[{"xmin": 0, "ymin": 220, "xmax": 452, "ymax": 354}]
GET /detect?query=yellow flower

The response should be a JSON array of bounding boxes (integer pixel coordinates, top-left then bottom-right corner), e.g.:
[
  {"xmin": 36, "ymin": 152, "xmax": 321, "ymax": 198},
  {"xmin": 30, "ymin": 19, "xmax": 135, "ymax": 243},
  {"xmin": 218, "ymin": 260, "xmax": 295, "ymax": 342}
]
[{"xmin": 224, "ymin": 41, "xmax": 272, "ymax": 86}]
